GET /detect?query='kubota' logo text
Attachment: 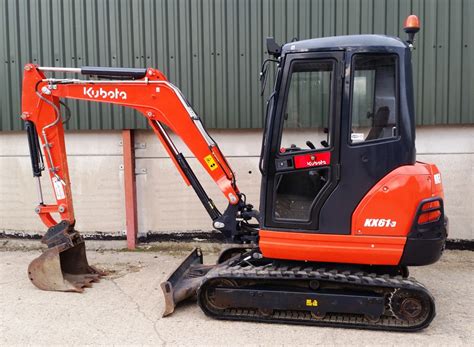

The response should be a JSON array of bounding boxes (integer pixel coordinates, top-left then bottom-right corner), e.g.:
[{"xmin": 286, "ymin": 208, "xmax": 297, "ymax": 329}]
[
  {"xmin": 83, "ymin": 87, "xmax": 127, "ymax": 100},
  {"xmin": 306, "ymin": 160, "xmax": 327, "ymax": 167},
  {"xmin": 364, "ymin": 219, "xmax": 397, "ymax": 228}
]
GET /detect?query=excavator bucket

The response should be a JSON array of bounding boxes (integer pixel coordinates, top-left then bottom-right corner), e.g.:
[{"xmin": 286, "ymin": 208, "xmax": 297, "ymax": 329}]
[
  {"xmin": 28, "ymin": 220, "xmax": 103, "ymax": 292},
  {"xmin": 161, "ymin": 248, "xmax": 214, "ymax": 316}
]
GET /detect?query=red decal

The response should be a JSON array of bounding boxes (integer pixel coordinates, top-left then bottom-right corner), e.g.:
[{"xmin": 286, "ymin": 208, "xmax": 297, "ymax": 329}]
[{"xmin": 294, "ymin": 152, "xmax": 331, "ymax": 169}]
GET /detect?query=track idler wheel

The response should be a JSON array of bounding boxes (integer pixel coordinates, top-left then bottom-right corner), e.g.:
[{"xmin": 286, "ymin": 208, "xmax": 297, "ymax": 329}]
[
  {"xmin": 203, "ymin": 279, "xmax": 238, "ymax": 312},
  {"xmin": 28, "ymin": 220, "xmax": 104, "ymax": 292}
]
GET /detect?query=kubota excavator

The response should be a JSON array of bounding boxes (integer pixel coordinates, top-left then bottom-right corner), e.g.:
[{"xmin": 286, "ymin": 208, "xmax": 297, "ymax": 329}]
[{"xmin": 22, "ymin": 15, "xmax": 447, "ymax": 331}]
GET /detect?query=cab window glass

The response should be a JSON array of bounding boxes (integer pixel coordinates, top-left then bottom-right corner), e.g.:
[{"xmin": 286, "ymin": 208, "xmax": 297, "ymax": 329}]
[
  {"xmin": 350, "ymin": 54, "xmax": 398, "ymax": 144},
  {"xmin": 280, "ymin": 60, "xmax": 334, "ymax": 153}
]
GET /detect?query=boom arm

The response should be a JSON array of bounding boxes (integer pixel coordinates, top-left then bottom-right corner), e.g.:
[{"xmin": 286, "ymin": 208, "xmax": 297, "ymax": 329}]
[{"xmin": 21, "ymin": 65, "xmax": 258, "ymax": 242}]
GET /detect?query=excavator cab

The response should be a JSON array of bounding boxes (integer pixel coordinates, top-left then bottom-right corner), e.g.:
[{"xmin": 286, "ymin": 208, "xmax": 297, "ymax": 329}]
[{"xmin": 260, "ymin": 35, "xmax": 414, "ymax": 237}]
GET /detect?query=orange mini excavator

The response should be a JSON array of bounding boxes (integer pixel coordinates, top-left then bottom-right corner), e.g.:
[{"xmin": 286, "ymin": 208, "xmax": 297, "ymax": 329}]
[{"xmin": 22, "ymin": 16, "xmax": 447, "ymax": 331}]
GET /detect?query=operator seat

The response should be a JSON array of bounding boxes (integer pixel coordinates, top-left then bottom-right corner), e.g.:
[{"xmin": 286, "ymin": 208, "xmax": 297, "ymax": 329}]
[{"xmin": 366, "ymin": 106, "xmax": 391, "ymax": 141}]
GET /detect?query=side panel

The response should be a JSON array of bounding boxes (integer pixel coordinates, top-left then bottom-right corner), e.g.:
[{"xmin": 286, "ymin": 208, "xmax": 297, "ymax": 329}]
[
  {"xmin": 259, "ymin": 230, "xmax": 406, "ymax": 265},
  {"xmin": 351, "ymin": 163, "xmax": 433, "ymax": 236}
]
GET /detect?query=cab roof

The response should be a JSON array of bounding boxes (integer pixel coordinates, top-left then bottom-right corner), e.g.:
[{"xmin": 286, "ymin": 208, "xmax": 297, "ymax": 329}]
[{"xmin": 281, "ymin": 34, "xmax": 407, "ymax": 55}]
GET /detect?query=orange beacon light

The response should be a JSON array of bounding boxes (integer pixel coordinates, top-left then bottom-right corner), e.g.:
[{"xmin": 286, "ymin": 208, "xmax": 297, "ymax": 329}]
[{"xmin": 404, "ymin": 15, "xmax": 420, "ymax": 45}]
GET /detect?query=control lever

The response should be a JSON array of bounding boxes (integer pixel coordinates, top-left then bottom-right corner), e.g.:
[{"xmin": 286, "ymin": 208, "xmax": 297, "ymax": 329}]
[{"xmin": 306, "ymin": 141, "xmax": 316, "ymax": 150}]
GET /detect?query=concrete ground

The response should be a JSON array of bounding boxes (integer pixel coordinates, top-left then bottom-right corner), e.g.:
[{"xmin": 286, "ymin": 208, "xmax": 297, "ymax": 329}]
[{"xmin": 0, "ymin": 241, "xmax": 473, "ymax": 346}]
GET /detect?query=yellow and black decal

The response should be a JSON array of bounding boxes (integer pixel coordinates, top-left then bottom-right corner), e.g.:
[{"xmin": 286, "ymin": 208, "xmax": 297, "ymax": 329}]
[
  {"xmin": 306, "ymin": 299, "xmax": 318, "ymax": 307},
  {"xmin": 204, "ymin": 154, "xmax": 218, "ymax": 171}
]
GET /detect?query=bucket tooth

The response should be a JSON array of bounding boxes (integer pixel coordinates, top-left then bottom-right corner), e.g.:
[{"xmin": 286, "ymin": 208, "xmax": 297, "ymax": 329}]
[{"xmin": 27, "ymin": 220, "xmax": 104, "ymax": 292}]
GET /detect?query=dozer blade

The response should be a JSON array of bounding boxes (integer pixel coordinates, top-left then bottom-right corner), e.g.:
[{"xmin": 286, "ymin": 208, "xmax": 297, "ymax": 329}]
[
  {"xmin": 28, "ymin": 220, "xmax": 104, "ymax": 292},
  {"xmin": 161, "ymin": 248, "xmax": 214, "ymax": 317}
]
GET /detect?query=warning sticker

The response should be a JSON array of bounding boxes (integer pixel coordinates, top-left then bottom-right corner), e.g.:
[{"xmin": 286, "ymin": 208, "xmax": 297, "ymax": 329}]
[
  {"xmin": 204, "ymin": 155, "xmax": 218, "ymax": 171},
  {"xmin": 52, "ymin": 176, "xmax": 66, "ymax": 200}
]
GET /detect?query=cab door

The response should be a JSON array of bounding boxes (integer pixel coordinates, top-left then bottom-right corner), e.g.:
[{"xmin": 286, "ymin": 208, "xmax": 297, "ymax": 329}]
[{"xmin": 262, "ymin": 51, "xmax": 344, "ymax": 232}]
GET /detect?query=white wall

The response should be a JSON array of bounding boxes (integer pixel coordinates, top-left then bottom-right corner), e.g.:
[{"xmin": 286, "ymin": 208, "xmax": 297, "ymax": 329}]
[{"xmin": 0, "ymin": 126, "xmax": 472, "ymax": 240}]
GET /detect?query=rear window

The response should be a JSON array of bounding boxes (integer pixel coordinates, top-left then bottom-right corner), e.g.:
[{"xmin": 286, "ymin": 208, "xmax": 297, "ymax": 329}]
[{"xmin": 350, "ymin": 54, "xmax": 398, "ymax": 144}]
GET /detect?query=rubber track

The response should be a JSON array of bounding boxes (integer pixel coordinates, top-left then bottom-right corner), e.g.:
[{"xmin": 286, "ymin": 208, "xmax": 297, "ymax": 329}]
[{"xmin": 198, "ymin": 263, "xmax": 436, "ymax": 332}]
